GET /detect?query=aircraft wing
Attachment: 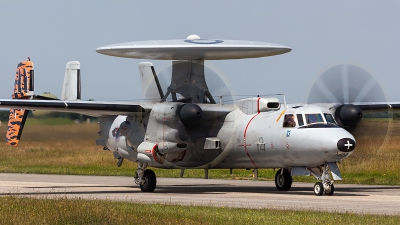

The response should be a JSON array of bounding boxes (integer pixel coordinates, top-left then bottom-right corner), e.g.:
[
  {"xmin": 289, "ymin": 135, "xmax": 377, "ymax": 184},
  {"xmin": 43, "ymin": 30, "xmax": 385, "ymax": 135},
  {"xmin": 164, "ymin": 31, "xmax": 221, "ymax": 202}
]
[
  {"xmin": 0, "ymin": 99, "xmax": 151, "ymax": 117},
  {"xmin": 355, "ymin": 102, "xmax": 400, "ymax": 110}
]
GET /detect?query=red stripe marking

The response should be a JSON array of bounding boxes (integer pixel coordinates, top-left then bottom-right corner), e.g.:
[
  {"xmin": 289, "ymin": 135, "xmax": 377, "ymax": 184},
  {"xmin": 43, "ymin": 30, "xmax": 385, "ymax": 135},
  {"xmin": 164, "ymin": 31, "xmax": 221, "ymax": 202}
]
[
  {"xmin": 151, "ymin": 144, "xmax": 160, "ymax": 162},
  {"xmin": 243, "ymin": 98, "xmax": 260, "ymax": 168}
]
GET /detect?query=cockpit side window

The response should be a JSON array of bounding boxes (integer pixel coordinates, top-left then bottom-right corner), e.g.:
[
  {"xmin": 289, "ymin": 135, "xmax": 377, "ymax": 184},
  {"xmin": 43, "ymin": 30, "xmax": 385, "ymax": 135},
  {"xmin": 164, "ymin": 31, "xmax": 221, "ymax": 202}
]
[
  {"xmin": 297, "ymin": 114, "xmax": 304, "ymax": 126},
  {"xmin": 305, "ymin": 114, "xmax": 324, "ymax": 124},
  {"xmin": 283, "ymin": 114, "xmax": 296, "ymax": 127},
  {"xmin": 324, "ymin": 113, "xmax": 337, "ymax": 124}
]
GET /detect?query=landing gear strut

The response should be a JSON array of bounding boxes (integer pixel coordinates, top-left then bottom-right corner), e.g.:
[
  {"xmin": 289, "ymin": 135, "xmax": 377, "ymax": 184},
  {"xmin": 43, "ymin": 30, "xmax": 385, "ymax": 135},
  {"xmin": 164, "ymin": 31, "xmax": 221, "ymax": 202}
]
[
  {"xmin": 135, "ymin": 162, "xmax": 157, "ymax": 192},
  {"xmin": 275, "ymin": 168, "xmax": 292, "ymax": 191},
  {"xmin": 311, "ymin": 163, "xmax": 334, "ymax": 196}
]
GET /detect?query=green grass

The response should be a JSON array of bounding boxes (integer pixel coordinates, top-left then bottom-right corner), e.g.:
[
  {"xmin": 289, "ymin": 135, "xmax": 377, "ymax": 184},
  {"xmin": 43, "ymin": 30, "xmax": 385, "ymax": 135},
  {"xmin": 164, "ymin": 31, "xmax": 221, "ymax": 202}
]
[{"xmin": 0, "ymin": 196, "xmax": 399, "ymax": 225}]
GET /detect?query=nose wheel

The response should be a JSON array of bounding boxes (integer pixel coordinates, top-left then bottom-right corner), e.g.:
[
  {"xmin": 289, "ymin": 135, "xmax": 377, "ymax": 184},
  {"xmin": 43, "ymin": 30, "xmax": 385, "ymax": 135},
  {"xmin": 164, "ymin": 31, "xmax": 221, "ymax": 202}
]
[
  {"xmin": 313, "ymin": 182, "xmax": 334, "ymax": 196},
  {"xmin": 323, "ymin": 182, "xmax": 334, "ymax": 196},
  {"xmin": 314, "ymin": 182, "xmax": 324, "ymax": 196}
]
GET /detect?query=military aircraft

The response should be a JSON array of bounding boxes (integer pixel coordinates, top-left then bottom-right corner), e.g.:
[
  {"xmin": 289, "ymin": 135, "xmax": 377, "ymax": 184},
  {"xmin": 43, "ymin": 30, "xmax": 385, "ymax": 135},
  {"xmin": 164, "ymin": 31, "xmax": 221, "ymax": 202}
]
[{"xmin": 0, "ymin": 35, "xmax": 397, "ymax": 196}]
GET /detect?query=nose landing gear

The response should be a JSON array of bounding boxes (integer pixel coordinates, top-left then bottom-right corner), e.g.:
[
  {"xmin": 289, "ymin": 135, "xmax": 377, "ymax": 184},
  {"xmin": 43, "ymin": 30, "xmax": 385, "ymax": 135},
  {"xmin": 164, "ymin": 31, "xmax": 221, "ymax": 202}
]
[
  {"xmin": 314, "ymin": 181, "xmax": 334, "ymax": 196},
  {"xmin": 310, "ymin": 163, "xmax": 335, "ymax": 196}
]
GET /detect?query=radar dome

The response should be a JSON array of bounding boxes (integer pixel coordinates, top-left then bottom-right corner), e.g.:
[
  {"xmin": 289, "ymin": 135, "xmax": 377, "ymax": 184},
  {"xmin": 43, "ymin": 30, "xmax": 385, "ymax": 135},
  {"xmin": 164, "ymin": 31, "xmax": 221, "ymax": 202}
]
[{"xmin": 187, "ymin": 34, "xmax": 201, "ymax": 40}]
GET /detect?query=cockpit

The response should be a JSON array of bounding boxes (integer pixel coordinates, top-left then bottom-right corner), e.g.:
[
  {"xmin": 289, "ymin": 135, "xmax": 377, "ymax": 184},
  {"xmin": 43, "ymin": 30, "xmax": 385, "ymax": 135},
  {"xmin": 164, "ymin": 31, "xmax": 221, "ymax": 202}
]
[{"xmin": 283, "ymin": 111, "xmax": 339, "ymax": 128}]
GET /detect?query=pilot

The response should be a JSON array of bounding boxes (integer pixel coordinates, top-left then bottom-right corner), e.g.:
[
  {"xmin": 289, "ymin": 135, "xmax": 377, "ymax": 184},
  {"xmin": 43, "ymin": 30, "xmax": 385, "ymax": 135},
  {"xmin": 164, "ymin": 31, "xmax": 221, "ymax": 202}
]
[{"xmin": 283, "ymin": 114, "xmax": 296, "ymax": 127}]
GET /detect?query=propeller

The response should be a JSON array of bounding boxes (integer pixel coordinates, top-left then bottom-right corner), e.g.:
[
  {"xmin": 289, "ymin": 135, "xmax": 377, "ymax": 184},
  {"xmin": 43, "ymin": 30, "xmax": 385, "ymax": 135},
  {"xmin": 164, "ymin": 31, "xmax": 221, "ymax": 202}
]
[
  {"xmin": 307, "ymin": 63, "xmax": 386, "ymax": 104},
  {"xmin": 307, "ymin": 62, "xmax": 392, "ymax": 152}
]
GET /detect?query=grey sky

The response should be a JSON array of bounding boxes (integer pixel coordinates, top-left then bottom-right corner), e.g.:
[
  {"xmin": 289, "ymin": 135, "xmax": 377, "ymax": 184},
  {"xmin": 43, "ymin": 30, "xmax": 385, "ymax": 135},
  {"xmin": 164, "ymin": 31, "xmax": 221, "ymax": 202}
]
[{"xmin": 1, "ymin": 1, "xmax": 399, "ymax": 104}]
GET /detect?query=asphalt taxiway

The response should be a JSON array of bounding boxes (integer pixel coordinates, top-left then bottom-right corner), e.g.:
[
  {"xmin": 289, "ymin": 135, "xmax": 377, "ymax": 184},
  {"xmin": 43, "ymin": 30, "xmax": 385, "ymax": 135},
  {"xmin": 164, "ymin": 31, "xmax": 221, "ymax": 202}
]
[{"xmin": 0, "ymin": 173, "xmax": 399, "ymax": 215}]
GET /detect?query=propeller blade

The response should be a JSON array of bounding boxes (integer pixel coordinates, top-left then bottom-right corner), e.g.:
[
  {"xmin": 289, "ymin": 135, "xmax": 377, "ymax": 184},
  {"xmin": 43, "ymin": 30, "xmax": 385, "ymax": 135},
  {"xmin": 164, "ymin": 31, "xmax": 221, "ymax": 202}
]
[
  {"xmin": 307, "ymin": 62, "xmax": 390, "ymax": 152},
  {"xmin": 341, "ymin": 64, "xmax": 349, "ymax": 104}
]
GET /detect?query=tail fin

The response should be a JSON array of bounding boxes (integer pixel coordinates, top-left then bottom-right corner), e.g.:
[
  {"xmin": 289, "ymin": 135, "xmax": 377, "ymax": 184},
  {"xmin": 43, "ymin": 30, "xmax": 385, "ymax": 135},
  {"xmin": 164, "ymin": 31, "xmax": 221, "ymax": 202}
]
[
  {"xmin": 6, "ymin": 59, "xmax": 34, "ymax": 146},
  {"xmin": 12, "ymin": 59, "xmax": 34, "ymax": 99},
  {"xmin": 138, "ymin": 62, "xmax": 164, "ymax": 101},
  {"xmin": 61, "ymin": 61, "xmax": 81, "ymax": 101}
]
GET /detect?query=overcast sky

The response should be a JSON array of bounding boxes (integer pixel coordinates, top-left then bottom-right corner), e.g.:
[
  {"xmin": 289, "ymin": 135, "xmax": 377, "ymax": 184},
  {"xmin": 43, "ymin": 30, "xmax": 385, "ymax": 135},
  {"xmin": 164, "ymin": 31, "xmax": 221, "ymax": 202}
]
[{"xmin": 1, "ymin": 1, "xmax": 399, "ymax": 104}]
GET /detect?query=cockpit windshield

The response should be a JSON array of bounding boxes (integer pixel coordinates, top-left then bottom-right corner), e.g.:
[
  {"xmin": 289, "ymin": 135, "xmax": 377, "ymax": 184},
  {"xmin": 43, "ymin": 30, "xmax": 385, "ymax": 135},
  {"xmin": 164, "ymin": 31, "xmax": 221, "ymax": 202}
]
[
  {"xmin": 305, "ymin": 114, "xmax": 324, "ymax": 124},
  {"xmin": 297, "ymin": 113, "xmax": 339, "ymax": 128},
  {"xmin": 297, "ymin": 114, "xmax": 304, "ymax": 126},
  {"xmin": 324, "ymin": 113, "xmax": 337, "ymax": 124},
  {"xmin": 284, "ymin": 112, "xmax": 338, "ymax": 128}
]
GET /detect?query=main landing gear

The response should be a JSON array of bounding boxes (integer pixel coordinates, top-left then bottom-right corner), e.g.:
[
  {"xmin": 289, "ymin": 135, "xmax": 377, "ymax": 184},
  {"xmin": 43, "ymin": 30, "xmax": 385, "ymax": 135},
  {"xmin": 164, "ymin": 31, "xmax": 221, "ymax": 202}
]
[
  {"xmin": 135, "ymin": 162, "xmax": 157, "ymax": 192},
  {"xmin": 275, "ymin": 168, "xmax": 292, "ymax": 191}
]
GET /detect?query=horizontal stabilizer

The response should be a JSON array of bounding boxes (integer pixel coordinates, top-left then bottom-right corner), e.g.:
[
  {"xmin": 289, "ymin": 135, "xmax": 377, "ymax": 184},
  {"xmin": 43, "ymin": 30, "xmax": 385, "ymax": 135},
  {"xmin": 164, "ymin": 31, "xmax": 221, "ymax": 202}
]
[
  {"xmin": 61, "ymin": 61, "xmax": 81, "ymax": 101},
  {"xmin": 138, "ymin": 62, "xmax": 164, "ymax": 101},
  {"xmin": 34, "ymin": 94, "xmax": 59, "ymax": 100}
]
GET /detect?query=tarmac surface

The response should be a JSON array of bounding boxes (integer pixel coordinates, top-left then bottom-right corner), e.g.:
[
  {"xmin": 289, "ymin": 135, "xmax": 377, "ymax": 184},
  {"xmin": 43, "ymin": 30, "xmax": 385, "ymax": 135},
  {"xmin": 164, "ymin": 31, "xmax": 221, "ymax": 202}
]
[{"xmin": 0, "ymin": 173, "xmax": 399, "ymax": 216}]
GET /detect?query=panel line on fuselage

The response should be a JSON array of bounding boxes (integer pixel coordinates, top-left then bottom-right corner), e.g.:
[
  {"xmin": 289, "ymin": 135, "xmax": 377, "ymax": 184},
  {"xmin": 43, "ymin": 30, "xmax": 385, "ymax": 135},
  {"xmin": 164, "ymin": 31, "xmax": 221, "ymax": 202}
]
[{"xmin": 241, "ymin": 97, "xmax": 260, "ymax": 168}]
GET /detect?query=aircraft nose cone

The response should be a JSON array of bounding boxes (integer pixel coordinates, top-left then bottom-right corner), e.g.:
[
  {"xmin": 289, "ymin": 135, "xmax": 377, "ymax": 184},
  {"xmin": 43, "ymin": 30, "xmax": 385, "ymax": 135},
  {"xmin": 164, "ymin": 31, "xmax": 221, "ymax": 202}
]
[{"xmin": 337, "ymin": 138, "xmax": 356, "ymax": 152}]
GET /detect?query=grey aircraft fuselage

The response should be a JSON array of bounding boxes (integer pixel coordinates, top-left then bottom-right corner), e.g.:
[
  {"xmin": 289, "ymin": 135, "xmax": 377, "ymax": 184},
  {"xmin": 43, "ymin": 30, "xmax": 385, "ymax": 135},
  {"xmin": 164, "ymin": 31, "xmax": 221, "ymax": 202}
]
[{"xmin": 102, "ymin": 100, "xmax": 355, "ymax": 170}]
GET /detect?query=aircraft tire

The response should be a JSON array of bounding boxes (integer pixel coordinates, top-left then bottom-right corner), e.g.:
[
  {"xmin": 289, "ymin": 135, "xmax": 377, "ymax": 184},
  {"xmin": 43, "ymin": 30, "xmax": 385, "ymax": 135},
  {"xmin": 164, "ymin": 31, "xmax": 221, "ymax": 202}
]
[
  {"xmin": 275, "ymin": 169, "xmax": 292, "ymax": 191},
  {"xmin": 314, "ymin": 182, "xmax": 324, "ymax": 196},
  {"xmin": 324, "ymin": 183, "xmax": 334, "ymax": 196},
  {"xmin": 140, "ymin": 169, "xmax": 157, "ymax": 192}
]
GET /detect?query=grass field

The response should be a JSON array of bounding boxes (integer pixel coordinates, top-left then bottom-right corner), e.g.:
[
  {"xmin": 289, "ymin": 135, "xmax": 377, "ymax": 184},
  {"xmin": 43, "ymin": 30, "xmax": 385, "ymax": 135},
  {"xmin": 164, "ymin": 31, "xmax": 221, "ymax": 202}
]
[
  {"xmin": 0, "ymin": 196, "xmax": 399, "ymax": 225},
  {"xmin": 339, "ymin": 118, "xmax": 400, "ymax": 185}
]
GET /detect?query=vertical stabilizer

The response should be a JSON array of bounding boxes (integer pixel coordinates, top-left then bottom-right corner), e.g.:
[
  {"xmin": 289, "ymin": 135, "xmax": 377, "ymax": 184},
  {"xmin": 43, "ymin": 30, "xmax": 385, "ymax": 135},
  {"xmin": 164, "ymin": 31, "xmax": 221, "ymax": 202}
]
[
  {"xmin": 6, "ymin": 59, "xmax": 34, "ymax": 146},
  {"xmin": 138, "ymin": 62, "xmax": 164, "ymax": 101},
  {"xmin": 61, "ymin": 61, "xmax": 81, "ymax": 101},
  {"xmin": 12, "ymin": 59, "xmax": 34, "ymax": 99}
]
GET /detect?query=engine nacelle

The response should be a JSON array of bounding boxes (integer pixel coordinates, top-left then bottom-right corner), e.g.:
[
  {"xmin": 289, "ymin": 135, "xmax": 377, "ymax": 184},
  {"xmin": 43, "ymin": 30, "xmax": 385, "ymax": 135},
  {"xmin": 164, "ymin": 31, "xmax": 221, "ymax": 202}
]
[
  {"xmin": 178, "ymin": 103, "xmax": 203, "ymax": 126},
  {"xmin": 334, "ymin": 104, "xmax": 363, "ymax": 128},
  {"xmin": 165, "ymin": 128, "xmax": 188, "ymax": 143},
  {"xmin": 137, "ymin": 142, "xmax": 164, "ymax": 164},
  {"xmin": 157, "ymin": 142, "xmax": 187, "ymax": 154}
]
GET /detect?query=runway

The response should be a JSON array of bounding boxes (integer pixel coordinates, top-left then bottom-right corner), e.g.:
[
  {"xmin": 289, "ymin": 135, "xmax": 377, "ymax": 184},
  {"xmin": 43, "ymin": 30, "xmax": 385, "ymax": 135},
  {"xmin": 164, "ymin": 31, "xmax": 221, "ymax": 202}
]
[{"xmin": 0, "ymin": 173, "xmax": 399, "ymax": 216}]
